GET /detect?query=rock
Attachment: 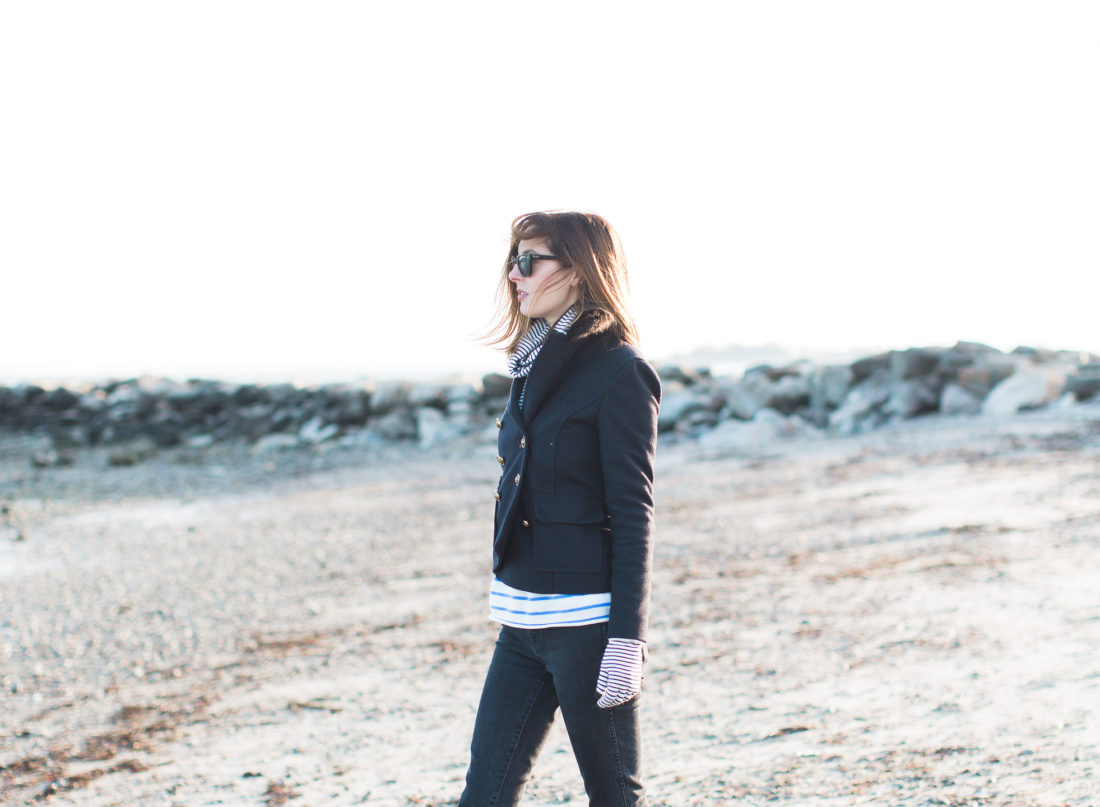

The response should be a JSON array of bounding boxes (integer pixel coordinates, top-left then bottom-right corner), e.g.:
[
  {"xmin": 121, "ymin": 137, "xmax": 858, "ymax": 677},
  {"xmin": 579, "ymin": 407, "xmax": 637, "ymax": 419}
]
[
  {"xmin": 850, "ymin": 352, "xmax": 890, "ymax": 382},
  {"xmin": 678, "ymin": 409, "xmax": 721, "ymax": 433},
  {"xmin": 940, "ymin": 383, "xmax": 982, "ymax": 415},
  {"xmin": 983, "ymin": 367, "xmax": 1067, "ymax": 416},
  {"xmin": 299, "ymin": 417, "xmax": 339, "ymax": 444},
  {"xmin": 810, "ymin": 365, "xmax": 854, "ymax": 410},
  {"xmin": 889, "ymin": 348, "xmax": 944, "ymax": 381},
  {"xmin": 657, "ymin": 365, "xmax": 705, "ymax": 386},
  {"xmin": 1066, "ymin": 366, "xmax": 1100, "ymax": 401},
  {"xmin": 734, "ymin": 367, "xmax": 810, "ymax": 416},
  {"xmin": 446, "ymin": 399, "xmax": 473, "ymax": 420},
  {"xmin": 31, "ymin": 450, "xmax": 68, "ymax": 468},
  {"xmin": 481, "ymin": 373, "xmax": 512, "ymax": 398},
  {"xmin": 884, "ymin": 380, "xmax": 940, "ymax": 419},
  {"xmin": 370, "ymin": 381, "xmax": 412, "ymax": 414},
  {"xmin": 323, "ymin": 384, "xmax": 372, "ymax": 426},
  {"xmin": 767, "ymin": 374, "xmax": 811, "ymax": 415},
  {"xmin": 48, "ymin": 425, "xmax": 90, "ymax": 449},
  {"xmin": 408, "ymin": 382, "xmax": 447, "ymax": 409},
  {"xmin": 956, "ymin": 358, "xmax": 1017, "ymax": 398},
  {"xmin": 107, "ymin": 439, "xmax": 157, "ymax": 467},
  {"xmin": 232, "ymin": 384, "xmax": 270, "ymax": 406},
  {"xmin": 715, "ymin": 379, "xmax": 764, "ymax": 421},
  {"xmin": 829, "ymin": 374, "xmax": 892, "ymax": 435},
  {"xmin": 658, "ymin": 390, "xmax": 707, "ymax": 432},
  {"xmin": 370, "ymin": 409, "xmax": 417, "ymax": 441},
  {"xmin": 146, "ymin": 411, "xmax": 187, "ymax": 447},
  {"xmin": 416, "ymin": 407, "xmax": 465, "ymax": 448},
  {"xmin": 444, "ymin": 383, "xmax": 480, "ymax": 405},
  {"xmin": 42, "ymin": 387, "xmax": 80, "ymax": 410},
  {"xmin": 740, "ymin": 370, "xmax": 775, "ymax": 408},
  {"xmin": 1012, "ymin": 345, "xmax": 1061, "ymax": 363},
  {"xmin": 697, "ymin": 408, "xmax": 818, "ymax": 451},
  {"xmin": 253, "ymin": 433, "xmax": 300, "ymax": 453},
  {"xmin": 228, "ymin": 404, "xmax": 278, "ymax": 441},
  {"xmin": 1054, "ymin": 391, "xmax": 1079, "ymax": 410}
]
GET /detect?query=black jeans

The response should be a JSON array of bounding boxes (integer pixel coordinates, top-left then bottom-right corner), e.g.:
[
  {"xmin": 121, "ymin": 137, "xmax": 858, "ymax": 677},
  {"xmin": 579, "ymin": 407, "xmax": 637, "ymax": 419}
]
[{"xmin": 459, "ymin": 623, "xmax": 647, "ymax": 807}]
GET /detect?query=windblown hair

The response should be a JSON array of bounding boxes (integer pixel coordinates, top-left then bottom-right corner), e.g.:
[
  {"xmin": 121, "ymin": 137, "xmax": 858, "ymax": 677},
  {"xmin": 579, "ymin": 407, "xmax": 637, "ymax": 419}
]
[{"xmin": 484, "ymin": 210, "xmax": 640, "ymax": 355}]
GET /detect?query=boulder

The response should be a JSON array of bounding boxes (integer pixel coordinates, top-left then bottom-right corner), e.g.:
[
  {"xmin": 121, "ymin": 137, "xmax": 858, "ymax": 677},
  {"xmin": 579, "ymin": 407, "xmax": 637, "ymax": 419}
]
[
  {"xmin": 146, "ymin": 412, "xmax": 187, "ymax": 447},
  {"xmin": 713, "ymin": 378, "xmax": 763, "ymax": 421},
  {"xmin": 767, "ymin": 374, "xmax": 811, "ymax": 415},
  {"xmin": 299, "ymin": 417, "xmax": 339, "ymax": 444},
  {"xmin": 697, "ymin": 408, "xmax": 818, "ymax": 451},
  {"xmin": 884, "ymin": 380, "xmax": 940, "ymax": 419},
  {"xmin": 1066, "ymin": 366, "xmax": 1100, "ymax": 401},
  {"xmin": 370, "ymin": 381, "xmax": 412, "ymax": 414},
  {"xmin": 408, "ymin": 382, "xmax": 447, "ymax": 409},
  {"xmin": 956, "ymin": 358, "xmax": 1018, "ymax": 398},
  {"xmin": 42, "ymin": 387, "xmax": 80, "ymax": 410},
  {"xmin": 828, "ymin": 374, "xmax": 892, "ymax": 436},
  {"xmin": 1012, "ymin": 345, "xmax": 1061, "ymax": 363},
  {"xmin": 417, "ymin": 407, "xmax": 466, "ymax": 448},
  {"xmin": 325, "ymin": 386, "xmax": 371, "ymax": 427},
  {"xmin": 983, "ymin": 367, "xmax": 1067, "ymax": 416},
  {"xmin": 889, "ymin": 347, "xmax": 944, "ymax": 381},
  {"xmin": 850, "ymin": 352, "xmax": 890, "ymax": 382},
  {"xmin": 370, "ymin": 409, "xmax": 417, "ymax": 441},
  {"xmin": 253, "ymin": 433, "xmax": 300, "ymax": 453},
  {"xmin": 810, "ymin": 365, "xmax": 854, "ymax": 410},
  {"xmin": 737, "ymin": 368, "xmax": 810, "ymax": 416},
  {"xmin": 444, "ymin": 383, "xmax": 480, "ymax": 405},
  {"xmin": 940, "ymin": 383, "xmax": 983, "ymax": 415},
  {"xmin": 658, "ymin": 390, "xmax": 707, "ymax": 432},
  {"xmin": 481, "ymin": 373, "xmax": 512, "ymax": 398},
  {"xmin": 48, "ymin": 424, "xmax": 90, "ymax": 449},
  {"xmin": 657, "ymin": 365, "xmax": 705, "ymax": 386},
  {"xmin": 232, "ymin": 384, "xmax": 270, "ymax": 406},
  {"xmin": 676, "ymin": 408, "xmax": 721, "ymax": 433}
]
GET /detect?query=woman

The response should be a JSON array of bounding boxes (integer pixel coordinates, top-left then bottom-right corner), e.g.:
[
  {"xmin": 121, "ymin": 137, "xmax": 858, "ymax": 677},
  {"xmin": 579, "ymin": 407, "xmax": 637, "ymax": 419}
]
[{"xmin": 459, "ymin": 211, "xmax": 661, "ymax": 806}]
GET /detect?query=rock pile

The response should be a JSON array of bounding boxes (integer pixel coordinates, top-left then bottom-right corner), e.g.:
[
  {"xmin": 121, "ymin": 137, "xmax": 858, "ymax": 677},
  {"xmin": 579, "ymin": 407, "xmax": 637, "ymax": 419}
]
[
  {"xmin": 2, "ymin": 343, "xmax": 1098, "ymax": 458},
  {"xmin": 0, "ymin": 376, "xmax": 510, "ymax": 456},
  {"xmin": 659, "ymin": 342, "xmax": 1099, "ymax": 451}
]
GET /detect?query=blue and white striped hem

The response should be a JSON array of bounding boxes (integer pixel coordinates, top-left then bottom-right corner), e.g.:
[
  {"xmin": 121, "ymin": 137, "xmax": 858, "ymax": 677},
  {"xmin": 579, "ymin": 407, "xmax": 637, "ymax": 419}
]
[{"xmin": 489, "ymin": 577, "xmax": 610, "ymax": 629}]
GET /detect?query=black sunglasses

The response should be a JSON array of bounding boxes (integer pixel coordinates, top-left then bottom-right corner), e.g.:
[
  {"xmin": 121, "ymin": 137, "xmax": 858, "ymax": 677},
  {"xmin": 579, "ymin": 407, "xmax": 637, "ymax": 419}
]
[{"xmin": 509, "ymin": 252, "xmax": 569, "ymax": 277}]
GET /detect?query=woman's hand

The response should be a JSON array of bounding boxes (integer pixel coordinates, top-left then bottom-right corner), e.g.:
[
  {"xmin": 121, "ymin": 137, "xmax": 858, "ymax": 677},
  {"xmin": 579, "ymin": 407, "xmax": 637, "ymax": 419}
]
[{"xmin": 595, "ymin": 637, "xmax": 646, "ymax": 708}]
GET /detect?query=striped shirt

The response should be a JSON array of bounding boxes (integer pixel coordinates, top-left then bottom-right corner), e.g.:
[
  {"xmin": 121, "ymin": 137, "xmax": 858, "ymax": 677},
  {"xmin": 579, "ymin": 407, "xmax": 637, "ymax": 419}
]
[
  {"xmin": 489, "ymin": 577, "xmax": 611, "ymax": 629},
  {"xmin": 508, "ymin": 307, "xmax": 580, "ymax": 411}
]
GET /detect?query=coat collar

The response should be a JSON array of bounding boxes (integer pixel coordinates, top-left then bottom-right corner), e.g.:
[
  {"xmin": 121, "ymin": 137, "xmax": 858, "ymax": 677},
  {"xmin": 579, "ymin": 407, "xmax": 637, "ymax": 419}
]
[{"xmin": 514, "ymin": 327, "xmax": 587, "ymax": 427}]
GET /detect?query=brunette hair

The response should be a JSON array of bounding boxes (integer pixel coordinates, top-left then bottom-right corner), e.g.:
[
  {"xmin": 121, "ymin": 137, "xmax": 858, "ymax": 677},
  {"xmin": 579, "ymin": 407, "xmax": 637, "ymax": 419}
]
[{"xmin": 484, "ymin": 210, "xmax": 640, "ymax": 354}]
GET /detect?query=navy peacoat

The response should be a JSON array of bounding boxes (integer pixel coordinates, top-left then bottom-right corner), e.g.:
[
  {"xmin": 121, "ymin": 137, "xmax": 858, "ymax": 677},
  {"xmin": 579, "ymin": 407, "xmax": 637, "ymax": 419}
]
[{"xmin": 492, "ymin": 317, "xmax": 661, "ymax": 642}]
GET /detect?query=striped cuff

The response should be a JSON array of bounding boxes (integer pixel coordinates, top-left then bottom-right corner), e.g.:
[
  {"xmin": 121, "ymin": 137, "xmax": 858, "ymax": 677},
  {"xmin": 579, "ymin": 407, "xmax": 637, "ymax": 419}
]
[{"xmin": 595, "ymin": 638, "xmax": 646, "ymax": 709}]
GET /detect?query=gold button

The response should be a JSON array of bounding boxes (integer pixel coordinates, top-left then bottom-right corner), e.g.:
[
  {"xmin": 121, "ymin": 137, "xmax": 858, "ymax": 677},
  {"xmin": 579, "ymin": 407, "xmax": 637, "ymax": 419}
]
[
  {"xmin": 496, "ymin": 418, "xmax": 503, "ymax": 430},
  {"xmin": 520, "ymin": 436, "xmax": 526, "ymax": 448},
  {"xmin": 514, "ymin": 473, "xmax": 521, "ymax": 486},
  {"xmin": 521, "ymin": 519, "xmax": 530, "ymax": 528},
  {"xmin": 493, "ymin": 491, "xmax": 501, "ymax": 502},
  {"xmin": 496, "ymin": 455, "xmax": 504, "ymax": 465}
]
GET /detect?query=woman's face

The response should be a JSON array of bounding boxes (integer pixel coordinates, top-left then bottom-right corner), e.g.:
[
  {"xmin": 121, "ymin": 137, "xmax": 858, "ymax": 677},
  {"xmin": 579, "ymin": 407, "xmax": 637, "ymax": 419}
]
[{"xmin": 509, "ymin": 237, "xmax": 579, "ymax": 324}]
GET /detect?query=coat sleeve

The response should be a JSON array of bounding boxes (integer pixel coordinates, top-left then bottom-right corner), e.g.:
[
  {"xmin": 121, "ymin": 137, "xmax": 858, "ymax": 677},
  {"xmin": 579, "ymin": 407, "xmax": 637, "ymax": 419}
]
[{"xmin": 598, "ymin": 356, "xmax": 661, "ymax": 642}]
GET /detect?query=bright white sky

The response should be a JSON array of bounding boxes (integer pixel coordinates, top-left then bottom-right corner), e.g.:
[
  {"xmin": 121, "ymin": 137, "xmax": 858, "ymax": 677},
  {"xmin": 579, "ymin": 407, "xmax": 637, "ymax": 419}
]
[{"xmin": 2, "ymin": 2, "xmax": 1097, "ymax": 384}]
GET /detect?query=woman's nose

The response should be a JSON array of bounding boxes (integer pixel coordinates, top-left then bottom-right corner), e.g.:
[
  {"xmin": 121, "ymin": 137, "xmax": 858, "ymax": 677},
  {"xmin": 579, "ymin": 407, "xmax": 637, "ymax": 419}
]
[{"xmin": 507, "ymin": 265, "xmax": 523, "ymax": 282}]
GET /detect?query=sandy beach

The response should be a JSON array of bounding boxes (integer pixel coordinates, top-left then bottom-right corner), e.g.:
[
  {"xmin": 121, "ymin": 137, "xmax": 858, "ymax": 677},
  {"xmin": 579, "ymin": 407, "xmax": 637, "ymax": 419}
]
[{"xmin": 2, "ymin": 405, "xmax": 1099, "ymax": 806}]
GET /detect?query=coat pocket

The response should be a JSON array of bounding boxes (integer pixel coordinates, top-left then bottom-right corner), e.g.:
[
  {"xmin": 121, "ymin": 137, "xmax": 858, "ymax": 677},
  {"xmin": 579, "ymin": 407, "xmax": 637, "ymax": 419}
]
[{"xmin": 531, "ymin": 494, "xmax": 607, "ymax": 573}]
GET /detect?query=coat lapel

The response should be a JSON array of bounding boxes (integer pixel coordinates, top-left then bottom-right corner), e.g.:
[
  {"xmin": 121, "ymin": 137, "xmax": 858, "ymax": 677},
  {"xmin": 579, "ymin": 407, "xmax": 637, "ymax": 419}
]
[{"xmin": 518, "ymin": 329, "xmax": 585, "ymax": 427}]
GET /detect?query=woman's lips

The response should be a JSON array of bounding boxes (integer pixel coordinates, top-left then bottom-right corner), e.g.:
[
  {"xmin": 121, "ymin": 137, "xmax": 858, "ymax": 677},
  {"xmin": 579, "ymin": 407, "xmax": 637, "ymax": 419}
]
[{"xmin": 516, "ymin": 291, "xmax": 528, "ymax": 301}]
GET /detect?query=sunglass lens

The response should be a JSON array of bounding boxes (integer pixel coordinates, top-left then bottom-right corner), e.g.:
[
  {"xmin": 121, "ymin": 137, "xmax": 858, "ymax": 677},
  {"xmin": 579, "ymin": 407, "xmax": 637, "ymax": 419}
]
[{"xmin": 516, "ymin": 254, "xmax": 532, "ymax": 277}]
